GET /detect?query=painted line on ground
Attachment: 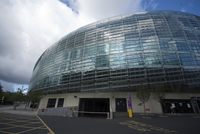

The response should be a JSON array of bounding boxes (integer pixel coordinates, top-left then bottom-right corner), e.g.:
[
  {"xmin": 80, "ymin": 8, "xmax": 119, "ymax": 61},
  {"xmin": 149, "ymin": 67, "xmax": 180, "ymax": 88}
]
[
  {"xmin": 0, "ymin": 113, "xmax": 50, "ymax": 134},
  {"xmin": 120, "ymin": 120, "xmax": 176, "ymax": 133},
  {"xmin": 0, "ymin": 121, "xmax": 43, "ymax": 129},
  {"xmin": 0, "ymin": 130, "xmax": 15, "ymax": 134},
  {"xmin": 0, "ymin": 126, "xmax": 17, "ymax": 130},
  {"xmin": 0, "ymin": 123, "xmax": 44, "ymax": 129},
  {"xmin": 36, "ymin": 115, "xmax": 55, "ymax": 134},
  {"xmin": 0, "ymin": 113, "xmax": 37, "ymax": 121},
  {"xmin": 15, "ymin": 126, "xmax": 45, "ymax": 134},
  {"xmin": 0, "ymin": 117, "xmax": 38, "ymax": 123}
]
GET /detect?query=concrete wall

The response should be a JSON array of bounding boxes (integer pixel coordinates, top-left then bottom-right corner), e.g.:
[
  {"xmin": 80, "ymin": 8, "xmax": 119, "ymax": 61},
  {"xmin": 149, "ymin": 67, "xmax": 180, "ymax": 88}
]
[{"xmin": 38, "ymin": 92, "xmax": 200, "ymax": 115}]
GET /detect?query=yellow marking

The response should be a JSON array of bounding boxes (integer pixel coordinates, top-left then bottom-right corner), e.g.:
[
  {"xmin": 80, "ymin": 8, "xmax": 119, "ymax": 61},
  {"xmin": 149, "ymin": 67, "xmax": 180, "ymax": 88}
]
[
  {"xmin": 27, "ymin": 121, "xmax": 41, "ymax": 124},
  {"xmin": 0, "ymin": 122, "xmax": 16, "ymax": 124},
  {"xmin": 9, "ymin": 121, "xmax": 41, "ymax": 125},
  {"xmin": 0, "ymin": 122, "xmax": 44, "ymax": 129},
  {"xmin": 0, "ymin": 117, "xmax": 38, "ymax": 122},
  {"xmin": 0, "ymin": 130, "xmax": 15, "ymax": 134},
  {"xmin": 0, "ymin": 114, "xmax": 38, "ymax": 120},
  {"xmin": 0, "ymin": 113, "xmax": 52, "ymax": 134},
  {"xmin": 0, "ymin": 126, "xmax": 16, "ymax": 130},
  {"xmin": 128, "ymin": 124, "xmax": 151, "ymax": 132},
  {"xmin": 37, "ymin": 127, "xmax": 49, "ymax": 129},
  {"xmin": 36, "ymin": 115, "xmax": 55, "ymax": 134},
  {"xmin": 15, "ymin": 126, "xmax": 45, "ymax": 134},
  {"xmin": 120, "ymin": 120, "xmax": 176, "ymax": 133}
]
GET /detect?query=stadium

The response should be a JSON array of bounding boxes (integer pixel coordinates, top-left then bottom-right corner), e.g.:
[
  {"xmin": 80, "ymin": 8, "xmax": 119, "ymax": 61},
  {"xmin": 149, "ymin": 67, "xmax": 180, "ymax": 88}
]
[{"xmin": 30, "ymin": 11, "xmax": 200, "ymax": 117}]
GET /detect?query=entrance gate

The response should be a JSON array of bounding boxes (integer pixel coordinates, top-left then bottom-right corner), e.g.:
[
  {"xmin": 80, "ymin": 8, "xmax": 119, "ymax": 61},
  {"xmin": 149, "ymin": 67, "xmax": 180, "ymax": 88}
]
[{"xmin": 78, "ymin": 98, "xmax": 110, "ymax": 117}]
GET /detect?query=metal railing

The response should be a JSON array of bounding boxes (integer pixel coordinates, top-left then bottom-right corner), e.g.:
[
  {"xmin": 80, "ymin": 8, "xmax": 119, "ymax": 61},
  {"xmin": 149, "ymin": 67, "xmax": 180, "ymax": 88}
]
[{"xmin": 72, "ymin": 111, "xmax": 113, "ymax": 119}]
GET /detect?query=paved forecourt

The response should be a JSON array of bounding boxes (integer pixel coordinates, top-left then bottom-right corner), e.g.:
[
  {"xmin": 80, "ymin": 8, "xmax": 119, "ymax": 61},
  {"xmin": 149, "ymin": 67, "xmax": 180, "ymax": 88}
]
[
  {"xmin": 40, "ymin": 114, "xmax": 200, "ymax": 134},
  {"xmin": 0, "ymin": 113, "xmax": 54, "ymax": 134}
]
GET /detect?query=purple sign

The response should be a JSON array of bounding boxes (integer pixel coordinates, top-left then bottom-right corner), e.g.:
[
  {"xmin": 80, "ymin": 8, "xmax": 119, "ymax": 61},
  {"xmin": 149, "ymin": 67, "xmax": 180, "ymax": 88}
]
[{"xmin": 127, "ymin": 94, "xmax": 132, "ymax": 109}]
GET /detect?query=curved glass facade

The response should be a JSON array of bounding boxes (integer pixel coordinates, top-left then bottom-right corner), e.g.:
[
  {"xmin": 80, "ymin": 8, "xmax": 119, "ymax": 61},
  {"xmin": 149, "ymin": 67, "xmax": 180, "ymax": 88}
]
[{"xmin": 30, "ymin": 11, "xmax": 200, "ymax": 93}]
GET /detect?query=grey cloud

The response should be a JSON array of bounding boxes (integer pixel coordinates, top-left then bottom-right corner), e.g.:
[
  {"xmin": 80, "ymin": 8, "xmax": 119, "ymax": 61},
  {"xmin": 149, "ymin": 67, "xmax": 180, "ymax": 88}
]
[
  {"xmin": 77, "ymin": 0, "xmax": 144, "ymax": 20},
  {"xmin": 0, "ymin": 80, "xmax": 15, "ymax": 92},
  {"xmin": 59, "ymin": 0, "xmax": 79, "ymax": 14},
  {"xmin": 0, "ymin": 80, "xmax": 28, "ymax": 92},
  {"xmin": 0, "ymin": 0, "xmax": 89, "ymax": 85}
]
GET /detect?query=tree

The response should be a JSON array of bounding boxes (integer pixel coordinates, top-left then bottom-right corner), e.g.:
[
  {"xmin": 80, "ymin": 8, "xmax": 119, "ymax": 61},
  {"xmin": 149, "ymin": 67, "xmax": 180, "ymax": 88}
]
[
  {"xmin": 136, "ymin": 89, "xmax": 151, "ymax": 113},
  {"xmin": 0, "ymin": 82, "xmax": 4, "ymax": 104},
  {"xmin": 153, "ymin": 84, "xmax": 166, "ymax": 103},
  {"xmin": 0, "ymin": 82, "xmax": 3, "ymax": 93},
  {"xmin": 153, "ymin": 89, "xmax": 165, "ymax": 113},
  {"xmin": 0, "ymin": 86, "xmax": 28, "ymax": 106},
  {"xmin": 154, "ymin": 91, "xmax": 165, "ymax": 103},
  {"xmin": 27, "ymin": 91, "xmax": 41, "ymax": 102},
  {"xmin": 15, "ymin": 88, "xmax": 26, "ymax": 101},
  {"xmin": 11, "ymin": 88, "xmax": 26, "ymax": 109},
  {"xmin": 26, "ymin": 90, "xmax": 42, "ymax": 108}
]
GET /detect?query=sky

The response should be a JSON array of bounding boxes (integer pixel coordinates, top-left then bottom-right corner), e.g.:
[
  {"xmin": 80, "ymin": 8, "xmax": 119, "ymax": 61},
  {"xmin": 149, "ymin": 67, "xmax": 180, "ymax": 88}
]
[{"xmin": 0, "ymin": 0, "xmax": 200, "ymax": 92}]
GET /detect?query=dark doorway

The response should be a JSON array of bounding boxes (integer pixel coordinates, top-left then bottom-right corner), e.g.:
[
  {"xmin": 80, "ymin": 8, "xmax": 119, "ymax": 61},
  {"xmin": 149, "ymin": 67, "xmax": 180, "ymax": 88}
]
[
  {"xmin": 47, "ymin": 98, "xmax": 56, "ymax": 108},
  {"xmin": 191, "ymin": 97, "xmax": 200, "ymax": 113},
  {"xmin": 161, "ymin": 99, "xmax": 194, "ymax": 113},
  {"xmin": 116, "ymin": 98, "xmax": 127, "ymax": 112},
  {"xmin": 78, "ymin": 98, "xmax": 109, "ymax": 117}
]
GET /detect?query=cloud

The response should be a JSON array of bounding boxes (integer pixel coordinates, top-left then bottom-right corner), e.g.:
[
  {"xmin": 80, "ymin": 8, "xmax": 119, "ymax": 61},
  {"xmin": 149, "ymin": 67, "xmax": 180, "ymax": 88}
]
[
  {"xmin": 181, "ymin": 8, "xmax": 186, "ymax": 12},
  {"xmin": 0, "ymin": 80, "xmax": 29, "ymax": 92},
  {"xmin": 76, "ymin": 0, "xmax": 143, "ymax": 20},
  {"xmin": 59, "ymin": 0, "xmax": 79, "ymax": 14},
  {"xmin": 0, "ymin": 0, "xmax": 93, "ymax": 85},
  {"xmin": 0, "ymin": 0, "xmax": 157, "ymax": 91},
  {"xmin": 0, "ymin": 80, "xmax": 15, "ymax": 92},
  {"xmin": 142, "ymin": 0, "xmax": 158, "ymax": 11}
]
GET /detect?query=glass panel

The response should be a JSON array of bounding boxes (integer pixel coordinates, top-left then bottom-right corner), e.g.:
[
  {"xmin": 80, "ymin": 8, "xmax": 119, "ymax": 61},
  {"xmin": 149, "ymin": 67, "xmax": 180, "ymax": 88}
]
[
  {"xmin": 95, "ymin": 55, "xmax": 109, "ymax": 68},
  {"xmin": 179, "ymin": 53, "xmax": 196, "ymax": 66},
  {"xmin": 162, "ymin": 53, "xmax": 179, "ymax": 65},
  {"xmin": 97, "ymin": 44, "xmax": 109, "ymax": 55},
  {"xmin": 124, "ymin": 40, "xmax": 142, "ymax": 52},
  {"xmin": 126, "ymin": 53, "xmax": 144, "ymax": 67},
  {"xmin": 110, "ymin": 53, "xmax": 126, "ymax": 68},
  {"xmin": 71, "ymin": 48, "xmax": 83, "ymax": 60},
  {"xmin": 190, "ymin": 42, "xmax": 200, "ymax": 54},
  {"xmin": 82, "ymin": 57, "xmax": 95, "ymax": 71},
  {"xmin": 110, "ymin": 41, "xmax": 124, "ymax": 54},
  {"xmin": 176, "ymin": 41, "xmax": 189, "ymax": 52},
  {"xmin": 144, "ymin": 52, "xmax": 161, "ymax": 66},
  {"xmin": 84, "ymin": 46, "xmax": 96, "ymax": 58},
  {"xmin": 159, "ymin": 39, "xmax": 176, "ymax": 52}
]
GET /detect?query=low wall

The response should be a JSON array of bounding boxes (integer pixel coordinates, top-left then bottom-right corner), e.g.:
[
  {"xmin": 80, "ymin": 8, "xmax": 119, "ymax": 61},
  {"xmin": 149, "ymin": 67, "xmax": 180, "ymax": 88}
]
[{"xmin": 37, "ymin": 106, "xmax": 78, "ymax": 117}]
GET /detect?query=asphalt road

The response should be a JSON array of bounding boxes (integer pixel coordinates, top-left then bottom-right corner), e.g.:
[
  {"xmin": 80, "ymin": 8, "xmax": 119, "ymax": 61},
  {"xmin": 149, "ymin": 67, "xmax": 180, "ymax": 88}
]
[
  {"xmin": 1, "ymin": 112, "xmax": 200, "ymax": 134},
  {"xmin": 0, "ymin": 113, "xmax": 51, "ymax": 134},
  {"xmin": 124, "ymin": 114, "xmax": 200, "ymax": 134},
  {"xmin": 40, "ymin": 114, "xmax": 200, "ymax": 134}
]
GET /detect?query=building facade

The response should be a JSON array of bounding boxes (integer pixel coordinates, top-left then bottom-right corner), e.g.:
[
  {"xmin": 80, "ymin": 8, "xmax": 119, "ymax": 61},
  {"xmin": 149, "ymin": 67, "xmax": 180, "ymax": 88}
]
[{"xmin": 30, "ymin": 11, "xmax": 200, "ymax": 116}]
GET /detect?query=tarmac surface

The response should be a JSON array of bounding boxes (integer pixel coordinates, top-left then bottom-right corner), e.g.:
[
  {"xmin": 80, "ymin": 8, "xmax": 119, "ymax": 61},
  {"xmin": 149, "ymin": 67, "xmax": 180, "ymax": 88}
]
[
  {"xmin": 40, "ymin": 114, "xmax": 200, "ymax": 134},
  {"xmin": 1, "ymin": 108, "xmax": 200, "ymax": 134},
  {"xmin": 0, "ymin": 113, "xmax": 52, "ymax": 134}
]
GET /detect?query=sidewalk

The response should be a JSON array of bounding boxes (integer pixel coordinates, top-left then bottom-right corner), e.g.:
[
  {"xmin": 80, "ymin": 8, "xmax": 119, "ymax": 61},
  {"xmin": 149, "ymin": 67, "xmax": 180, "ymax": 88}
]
[{"xmin": 0, "ymin": 105, "xmax": 37, "ymax": 116}]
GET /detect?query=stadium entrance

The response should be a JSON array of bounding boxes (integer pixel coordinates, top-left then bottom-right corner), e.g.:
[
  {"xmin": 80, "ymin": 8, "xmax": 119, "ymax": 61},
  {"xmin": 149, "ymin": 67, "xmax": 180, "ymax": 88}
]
[
  {"xmin": 78, "ymin": 98, "xmax": 110, "ymax": 117},
  {"xmin": 162, "ymin": 97, "xmax": 200, "ymax": 114},
  {"xmin": 161, "ymin": 99, "xmax": 195, "ymax": 113}
]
